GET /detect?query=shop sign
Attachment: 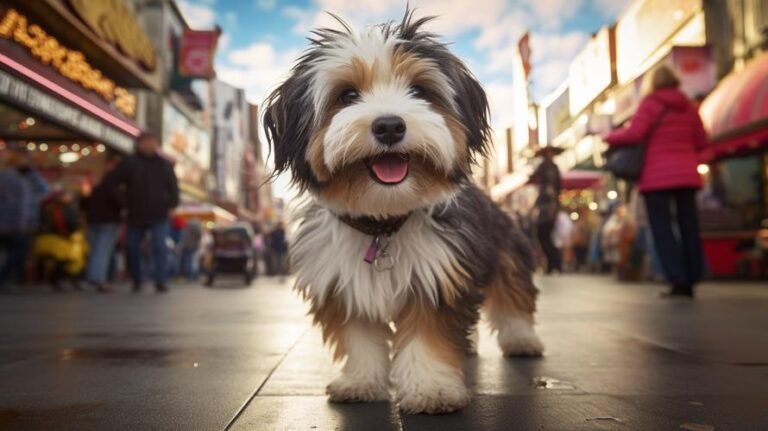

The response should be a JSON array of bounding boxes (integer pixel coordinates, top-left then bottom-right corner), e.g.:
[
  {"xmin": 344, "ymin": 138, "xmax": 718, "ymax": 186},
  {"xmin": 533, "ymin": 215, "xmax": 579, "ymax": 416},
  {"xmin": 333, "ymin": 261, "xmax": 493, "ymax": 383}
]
[
  {"xmin": 544, "ymin": 85, "xmax": 570, "ymax": 143},
  {"xmin": 616, "ymin": 0, "xmax": 702, "ymax": 84},
  {"xmin": 162, "ymin": 101, "xmax": 211, "ymax": 189},
  {"xmin": 213, "ymin": 80, "xmax": 247, "ymax": 203},
  {"xmin": 0, "ymin": 8, "xmax": 136, "ymax": 117},
  {"xmin": 178, "ymin": 29, "xmax": 220, "ymax": 79},
  {"xmin": 66, "ymin": 0, "xmax": 156, "ymax": 71},
  {"xmin": 569, "ymin": 27, "xmax": 613, "ymax": 116},
  {"xmin": 0, "ymin": 69, "xmax": 134, "ymax": 152},
  {"xmin": 667, "ymin": 45, "xmax": 715, "ymax": 98}
]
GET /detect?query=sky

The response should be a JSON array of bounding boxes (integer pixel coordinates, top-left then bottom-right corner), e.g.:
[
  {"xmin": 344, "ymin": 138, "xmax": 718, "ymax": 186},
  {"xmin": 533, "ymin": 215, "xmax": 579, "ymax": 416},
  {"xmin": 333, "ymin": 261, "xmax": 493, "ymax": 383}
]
[{"xmin": 177, "ymin": 0, "xmax": 632, "ymax": 197}]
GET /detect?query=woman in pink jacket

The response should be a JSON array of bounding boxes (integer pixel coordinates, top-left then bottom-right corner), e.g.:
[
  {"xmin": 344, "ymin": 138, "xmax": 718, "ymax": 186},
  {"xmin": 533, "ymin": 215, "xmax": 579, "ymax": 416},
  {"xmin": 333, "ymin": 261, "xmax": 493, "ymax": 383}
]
[{"xmin": 603, "ymin": 66, "xmax": 707, "ymax": 298}]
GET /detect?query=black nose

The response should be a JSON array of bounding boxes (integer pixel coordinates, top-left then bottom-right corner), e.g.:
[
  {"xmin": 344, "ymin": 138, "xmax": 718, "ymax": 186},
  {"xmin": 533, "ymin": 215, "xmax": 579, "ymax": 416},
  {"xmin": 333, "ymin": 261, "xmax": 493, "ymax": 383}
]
[{"xmin": 371, "ymin": 116, "xmax": 406, "ymax": 146}]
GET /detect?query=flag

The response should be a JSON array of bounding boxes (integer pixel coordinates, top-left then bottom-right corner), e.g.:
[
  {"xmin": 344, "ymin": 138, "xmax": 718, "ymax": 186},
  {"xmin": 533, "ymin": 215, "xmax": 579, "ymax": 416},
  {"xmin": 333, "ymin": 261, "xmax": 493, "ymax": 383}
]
[
  {"xmin": 178, "ymin": 28, "xmax": 221, "ymax": 78},
  {"xmin": 518, "ymin": 32, "xmax": 532, "ymax": 78}
]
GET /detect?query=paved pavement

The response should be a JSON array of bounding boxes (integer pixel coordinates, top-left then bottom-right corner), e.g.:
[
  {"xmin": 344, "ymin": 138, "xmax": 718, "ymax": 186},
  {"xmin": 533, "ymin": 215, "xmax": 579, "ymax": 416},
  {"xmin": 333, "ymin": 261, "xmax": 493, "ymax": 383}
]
[{"xmin": 1, "ymin": 274, "xmax": 767, "ymax": 430}]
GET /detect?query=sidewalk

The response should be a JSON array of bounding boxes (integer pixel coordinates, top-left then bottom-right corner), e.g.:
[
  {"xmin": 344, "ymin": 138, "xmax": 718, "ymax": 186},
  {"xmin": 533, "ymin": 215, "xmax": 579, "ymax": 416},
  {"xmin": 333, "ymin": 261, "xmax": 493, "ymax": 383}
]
[{"xmin": 1, "ymin": 275, "xmax": 767, "ymax": 430}]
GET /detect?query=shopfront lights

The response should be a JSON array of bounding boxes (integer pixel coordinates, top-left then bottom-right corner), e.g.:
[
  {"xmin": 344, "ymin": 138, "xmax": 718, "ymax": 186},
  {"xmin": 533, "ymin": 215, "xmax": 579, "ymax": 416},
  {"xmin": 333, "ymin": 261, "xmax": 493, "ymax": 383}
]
[
  {"xmin": 570, "ymin": 212, "xmax": 580, "ymax": 221},
  {"xmin": 589, "ymin": 202, "xmax": 599, "ymax": 211},
  {"xmin": 96, "ymin": 144, "xmax": 106, "ymax": 153},
  {"xmin": 59, "ymin": 152, "xmax": 80, "ymax": 164},
  {"xmin": 59, "ymin": 145, "xmax": 68, "ymax": 152},
  {"xmin": 71, "ymin": 143, "xmax": 80, "ymax": 151},
  {"xmin": 25, "ymin": 117, "xmax": 35, "ymax": 126},
  {"xmin": 697, "ymin": 164, "xmax": 710, "ymax": 175},
  {"xmin": 26, "ymin": 143, "xmax": 35, "ymax": 151},
  {"xmin": 607, "ymin": 190, "xmax": 618, "ymax": 200},
  {"xmin": 39, "ymin": 143, "xmax": 48, "ymax": 151},
  {"xmin": 82, "ymin": 148, "xmax": 91, "ymax": 156}
]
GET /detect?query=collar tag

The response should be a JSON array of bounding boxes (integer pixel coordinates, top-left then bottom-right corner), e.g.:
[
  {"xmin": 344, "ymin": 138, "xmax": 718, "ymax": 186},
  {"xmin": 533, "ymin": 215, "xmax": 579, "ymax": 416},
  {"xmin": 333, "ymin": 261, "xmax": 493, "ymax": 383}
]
[{"xmin": 364, "ymin": 236, "xmax": 380, "ymax": 264}]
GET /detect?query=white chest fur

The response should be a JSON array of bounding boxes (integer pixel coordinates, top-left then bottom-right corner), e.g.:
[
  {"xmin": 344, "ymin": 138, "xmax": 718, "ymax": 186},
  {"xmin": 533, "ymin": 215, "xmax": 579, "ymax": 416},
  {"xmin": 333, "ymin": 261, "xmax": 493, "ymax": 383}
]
[{"xmin": 289, "ymin": 201, "xmax": 462, "ymax": 323}]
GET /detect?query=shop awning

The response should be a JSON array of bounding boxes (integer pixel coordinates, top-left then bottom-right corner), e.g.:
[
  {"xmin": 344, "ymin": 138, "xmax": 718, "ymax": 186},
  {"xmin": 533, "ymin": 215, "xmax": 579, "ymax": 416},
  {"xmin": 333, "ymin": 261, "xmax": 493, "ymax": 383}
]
[
  {"xmin": 699, "ymin": 52, "xmax": 768, "ymax": 161},
  {"xmin": 561, "ymin": 169, "xmax": 603, "ymax": 190}
]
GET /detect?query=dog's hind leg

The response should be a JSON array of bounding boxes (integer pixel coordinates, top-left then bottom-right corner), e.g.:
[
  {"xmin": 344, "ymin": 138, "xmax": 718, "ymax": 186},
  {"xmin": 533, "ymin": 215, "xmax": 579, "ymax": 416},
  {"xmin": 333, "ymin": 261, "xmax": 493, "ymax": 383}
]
[{"xmin": 483, "ymin": 252, "xmax": 544, "ymax": 357}]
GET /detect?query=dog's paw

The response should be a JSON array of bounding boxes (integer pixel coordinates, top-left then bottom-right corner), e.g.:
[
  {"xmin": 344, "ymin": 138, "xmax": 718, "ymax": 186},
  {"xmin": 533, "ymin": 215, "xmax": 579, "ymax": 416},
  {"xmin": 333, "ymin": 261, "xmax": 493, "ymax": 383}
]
[
  {"xmin": 397, "ymin": 384, "xmax": 470, "ymax": 414},
  {"xmin": 499, "ymin": 331, "xmax": 544, "ymax": 357},
  {"xmin": 326, "ymin": 375, "xmax": 389, "ymax": 403}
]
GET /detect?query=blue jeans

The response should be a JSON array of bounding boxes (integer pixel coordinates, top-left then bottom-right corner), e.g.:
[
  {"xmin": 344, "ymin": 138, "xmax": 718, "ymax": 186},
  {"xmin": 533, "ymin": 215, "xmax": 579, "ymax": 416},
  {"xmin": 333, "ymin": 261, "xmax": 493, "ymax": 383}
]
[
  {"xmin": 85, "ymin": 223, "xmax": 120, "ymax": 283},
  {"xmin": 0, "ymin": 233, "xmax": 32, "ymax": 286},
  {"xmin": 179, "ymin": 248, "xmax": 198, "ymax": 280},
  {"xmin": 643, "ymin": 188, "xmax": 704, "ymax": 287},
  {"xmin": 126, "ymin": 220, "xmax": 170, "ymax": 285}
]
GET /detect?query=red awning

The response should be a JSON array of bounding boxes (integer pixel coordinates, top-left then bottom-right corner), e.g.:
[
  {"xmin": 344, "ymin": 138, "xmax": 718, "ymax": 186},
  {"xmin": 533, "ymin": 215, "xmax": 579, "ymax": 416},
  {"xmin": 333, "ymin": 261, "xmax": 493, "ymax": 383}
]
[
  {"xmin": 562, "ymin": 170, "xmax": 603, "ymax": 190},
  {"xmin": 700, "ymin": 52, "xmax": 768, "ymax": 161}
]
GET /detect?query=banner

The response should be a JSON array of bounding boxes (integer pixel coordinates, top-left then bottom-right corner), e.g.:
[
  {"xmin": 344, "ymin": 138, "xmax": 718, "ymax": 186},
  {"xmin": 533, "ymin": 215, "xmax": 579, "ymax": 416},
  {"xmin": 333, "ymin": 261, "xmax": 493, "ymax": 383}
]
[
  {"xmin": 178, "ymin": 29, "xmax": 221, "ymax": 78},
  {"xmin": 517, "ymin": 32, "xmax": 531, "ymax": 78}
]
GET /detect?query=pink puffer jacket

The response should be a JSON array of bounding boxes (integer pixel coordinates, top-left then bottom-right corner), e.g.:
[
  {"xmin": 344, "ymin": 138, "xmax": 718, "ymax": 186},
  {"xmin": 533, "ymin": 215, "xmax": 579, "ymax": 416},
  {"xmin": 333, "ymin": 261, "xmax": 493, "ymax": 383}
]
[{"xmin": 604, "ymin": 88, "xmax": 707, "ymax": 193}]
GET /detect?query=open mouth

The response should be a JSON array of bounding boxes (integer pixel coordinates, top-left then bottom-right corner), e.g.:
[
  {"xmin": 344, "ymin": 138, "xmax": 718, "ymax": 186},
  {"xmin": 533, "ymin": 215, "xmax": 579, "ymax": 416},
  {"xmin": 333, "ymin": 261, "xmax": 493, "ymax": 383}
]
[{"xmin": 365, "ymin": 153, "xmax": 410, "ymax": 185}]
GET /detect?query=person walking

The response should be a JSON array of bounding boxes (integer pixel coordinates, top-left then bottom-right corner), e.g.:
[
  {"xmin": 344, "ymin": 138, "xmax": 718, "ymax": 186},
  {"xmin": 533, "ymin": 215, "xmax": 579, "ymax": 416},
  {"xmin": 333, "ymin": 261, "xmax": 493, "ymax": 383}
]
[
  {"xmin": 178, "ymin": 219, "xmax": 203, "ymax": 281},
  {"xmin": 269, "ymin": 222, "xmax": 288, "ymax": 277},
  {"xmin": 529, "ymin": 146, "xmax": 563, "ymax": 274},
  {"xmin": 114, "ymin": 133, "xmax": 179, "ymax": 293},
  {"xmin": 83, "ymin": 154, "xmax": 123, "ymax": 293},
  {"xmin": 603, "ymin": 65, "xmax": 707, "ymax": 298},
  {"xmin": 0, "ymin": 152, "xmax": 49, "ymax": 288}
]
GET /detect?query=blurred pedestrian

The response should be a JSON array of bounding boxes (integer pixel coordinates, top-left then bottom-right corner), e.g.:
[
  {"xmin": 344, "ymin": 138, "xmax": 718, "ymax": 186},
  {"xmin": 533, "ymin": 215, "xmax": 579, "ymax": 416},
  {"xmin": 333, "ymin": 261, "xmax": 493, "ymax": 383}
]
[
  {"xmin": 0, "ymin": 151, "xmax": 49, "ymax": 288},
  {"xmin": 269, "ymin": 222, "xmax": 288, "ymax": 276},
  {"xmin": 178, "ymin": 219, "xmax": 203, "ymax": 281},
  {"xmin": 83, "ymin": 154, "xmax": 123, "ymax": 293},
  {"xmin": 251, "ymin": 223, "xmax": 265, "ymax": 277},
  {"xmin": 603, "ymin": 65, "xmax": 706, "ymax": 298},
  {"xmin": 34, "ymin": 190, "xmax": 86, "ymax": 291},
  {"xmin": 115, "ymin": 133, "xmax": 179, "ymax": 293},
  {"xmin": 554, "ymin": 210, "xmax": 574, "ymax": 271},
  {"xmin": 529, "ymin": 146, "xmax": 563, "ymax": 274}
]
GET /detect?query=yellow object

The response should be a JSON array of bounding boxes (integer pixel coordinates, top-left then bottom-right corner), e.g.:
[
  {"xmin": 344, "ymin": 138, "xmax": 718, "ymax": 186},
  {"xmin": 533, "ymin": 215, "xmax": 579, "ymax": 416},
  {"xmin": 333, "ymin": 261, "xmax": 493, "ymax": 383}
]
[{"xmin": 33, "ymin": 231, "xmax": 88, "ymax": 275}]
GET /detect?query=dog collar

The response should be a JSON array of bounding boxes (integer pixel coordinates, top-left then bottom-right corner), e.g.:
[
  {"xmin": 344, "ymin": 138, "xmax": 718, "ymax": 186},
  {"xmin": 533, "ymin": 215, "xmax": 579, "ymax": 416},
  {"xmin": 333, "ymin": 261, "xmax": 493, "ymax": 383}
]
[{"xmin": 337, "ymin": 213, "xmax": 410, "ymax": 271}]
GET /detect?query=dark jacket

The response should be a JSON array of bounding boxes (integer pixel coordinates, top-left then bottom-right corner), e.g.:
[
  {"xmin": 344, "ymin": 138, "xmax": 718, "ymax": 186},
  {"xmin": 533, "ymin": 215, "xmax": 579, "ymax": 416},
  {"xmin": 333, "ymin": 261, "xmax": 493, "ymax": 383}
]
[
  {"xmin": 85, "ymin": 169, "xmax": 123, "ymax": 224},
  {"xmin": 530, "ymin": 159, "xmax": 561, "ymax": 224},
  {"xmin": 114, "ymin": 153, "xmax": 179, "ymax": 226},
  {"xmin": 604, "ymin": 88, "xmax": 706, "ymax": 192}
]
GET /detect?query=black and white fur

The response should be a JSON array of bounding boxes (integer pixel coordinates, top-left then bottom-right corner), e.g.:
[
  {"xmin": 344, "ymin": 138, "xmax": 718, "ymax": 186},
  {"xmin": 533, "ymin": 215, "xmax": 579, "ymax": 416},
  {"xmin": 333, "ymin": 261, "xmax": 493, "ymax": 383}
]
[{"xmin": 263, "ymin": 11, "xmax": 543, "ymax": 414}]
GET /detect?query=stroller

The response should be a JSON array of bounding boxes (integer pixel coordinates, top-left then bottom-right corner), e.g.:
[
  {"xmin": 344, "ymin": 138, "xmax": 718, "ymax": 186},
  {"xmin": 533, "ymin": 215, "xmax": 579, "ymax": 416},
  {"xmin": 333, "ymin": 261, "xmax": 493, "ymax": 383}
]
[{"xmin": 203, "ymin": 223, "xmax": 256, "ymax": 286}]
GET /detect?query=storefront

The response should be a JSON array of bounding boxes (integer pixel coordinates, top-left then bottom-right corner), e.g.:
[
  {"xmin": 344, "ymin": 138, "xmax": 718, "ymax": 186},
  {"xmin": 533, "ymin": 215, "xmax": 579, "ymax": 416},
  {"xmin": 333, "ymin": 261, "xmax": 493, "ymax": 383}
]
[
  {"xmin": 698, "ymin": 51, "xmax": 768, "ymax": 277},
  {"xmin": 0, "ymin": 1, "xmax": 158, "ymax": 190}
]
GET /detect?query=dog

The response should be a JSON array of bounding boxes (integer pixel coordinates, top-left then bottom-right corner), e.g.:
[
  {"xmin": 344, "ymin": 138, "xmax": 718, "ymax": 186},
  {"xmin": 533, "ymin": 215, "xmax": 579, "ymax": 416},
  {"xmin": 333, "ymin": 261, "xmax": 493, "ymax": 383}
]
[{"xmin": 263, "ymin": 10, "xmax": 544, "ymax": 414}]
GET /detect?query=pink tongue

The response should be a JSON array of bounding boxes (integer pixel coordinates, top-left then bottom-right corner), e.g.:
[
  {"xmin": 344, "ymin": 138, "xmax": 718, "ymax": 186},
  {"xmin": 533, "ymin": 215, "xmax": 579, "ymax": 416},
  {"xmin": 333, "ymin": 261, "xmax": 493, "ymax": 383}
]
[{"xmin": 371, "ymin": 154, "xmax": 409, "ymax": 184}]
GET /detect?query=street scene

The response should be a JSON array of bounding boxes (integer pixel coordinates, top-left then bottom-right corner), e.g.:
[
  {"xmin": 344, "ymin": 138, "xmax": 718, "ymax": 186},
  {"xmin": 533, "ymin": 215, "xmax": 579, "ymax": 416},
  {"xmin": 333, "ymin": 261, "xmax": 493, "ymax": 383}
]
[{"xmin": 1, "ymin": 0, "xmax": 768, "ymax": 430}]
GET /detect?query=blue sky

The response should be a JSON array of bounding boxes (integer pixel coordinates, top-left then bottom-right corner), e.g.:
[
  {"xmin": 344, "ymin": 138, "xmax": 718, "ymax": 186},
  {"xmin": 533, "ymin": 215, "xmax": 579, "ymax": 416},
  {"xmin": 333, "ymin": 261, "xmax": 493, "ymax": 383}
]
[{"xmin": 179, "ymin": 0, "xmax": 631, "ymax": 131}]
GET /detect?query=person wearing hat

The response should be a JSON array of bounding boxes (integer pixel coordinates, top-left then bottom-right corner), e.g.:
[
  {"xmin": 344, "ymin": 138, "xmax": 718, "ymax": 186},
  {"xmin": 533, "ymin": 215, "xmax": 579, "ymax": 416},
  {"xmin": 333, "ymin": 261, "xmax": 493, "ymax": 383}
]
[
  {"xmin": 113, "ymin": 132, "xmax": 179, "ymax": 293},
  {"xmin": 529, "ymin": 145, "xmax": 564, "ymax": 274}
]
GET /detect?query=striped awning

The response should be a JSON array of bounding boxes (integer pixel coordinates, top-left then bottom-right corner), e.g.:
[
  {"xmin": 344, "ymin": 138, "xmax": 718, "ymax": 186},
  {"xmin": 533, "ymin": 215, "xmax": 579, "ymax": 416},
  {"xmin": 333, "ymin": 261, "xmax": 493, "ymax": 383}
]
[{"xmin": 699, "ymin": 51, "xmax": 768, "ymax": 160}]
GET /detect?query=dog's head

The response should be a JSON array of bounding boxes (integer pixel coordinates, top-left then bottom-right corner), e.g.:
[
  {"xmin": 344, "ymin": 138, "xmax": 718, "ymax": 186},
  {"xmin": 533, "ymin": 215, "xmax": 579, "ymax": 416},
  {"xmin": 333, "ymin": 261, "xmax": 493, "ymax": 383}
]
[{"xmin": 264, "ymin": 11, "xmax": 490, "ymax": 217}]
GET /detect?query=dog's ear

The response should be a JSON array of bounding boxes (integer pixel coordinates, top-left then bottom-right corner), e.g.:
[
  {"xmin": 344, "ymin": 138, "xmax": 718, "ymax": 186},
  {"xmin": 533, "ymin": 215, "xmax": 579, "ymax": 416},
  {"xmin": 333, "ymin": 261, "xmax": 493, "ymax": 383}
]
[
  {"xmin": 262, "ymin": 72, "xmax": 318, "ymax": 190},
  {"xmin": 453, "ymin": 68, "xmax": 491, "ymax": 160}
]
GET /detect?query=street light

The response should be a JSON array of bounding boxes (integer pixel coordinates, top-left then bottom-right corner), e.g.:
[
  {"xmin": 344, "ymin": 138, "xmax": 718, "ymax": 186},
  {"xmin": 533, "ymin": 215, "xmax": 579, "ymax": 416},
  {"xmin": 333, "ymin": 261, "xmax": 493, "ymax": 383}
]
[
  {"xmin": 697, "ymin": 164, "xmax": 710, "ymax": 175},
  {"xmin": 607, "ymin": 190, "xmax": 618, "ymax": 200}
]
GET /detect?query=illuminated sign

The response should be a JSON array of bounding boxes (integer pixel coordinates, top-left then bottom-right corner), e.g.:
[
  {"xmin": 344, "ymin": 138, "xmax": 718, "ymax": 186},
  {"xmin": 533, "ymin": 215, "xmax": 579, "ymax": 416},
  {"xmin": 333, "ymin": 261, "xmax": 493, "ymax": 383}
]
[
  {"xmin": 569, "ymin": 27, "xmax": 613, "ymax": 116},
  {"xmin": 0, "ymin": 68, "xmax": 134, "ymax": 152},
  {"xmin": 0, "ymin": 8, "xmax": 136, "ymax": 117},
  {"xmin": 67, "ymin": 0, "xmax": 156, "ymax": 71}
]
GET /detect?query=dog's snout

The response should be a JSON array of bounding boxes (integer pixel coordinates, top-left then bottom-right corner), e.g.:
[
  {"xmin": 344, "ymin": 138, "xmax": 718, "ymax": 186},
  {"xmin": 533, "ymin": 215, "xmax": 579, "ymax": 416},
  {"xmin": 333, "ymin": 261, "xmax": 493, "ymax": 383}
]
[{"xmin": 371, "ymin": 116, "xmax": 406, "ymax": 146}]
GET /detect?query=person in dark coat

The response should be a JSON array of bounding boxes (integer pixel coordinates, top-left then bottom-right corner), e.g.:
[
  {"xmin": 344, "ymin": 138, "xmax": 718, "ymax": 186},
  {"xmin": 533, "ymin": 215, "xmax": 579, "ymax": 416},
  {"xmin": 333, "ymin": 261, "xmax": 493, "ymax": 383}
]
[
  {"xmin": 269, "ymin": 222, "xmax": 288, "ymax": 276},
  {"xmin": 603, "ymin": 65, "xmax": 707, "ymax": 298},
  {"xmin": 114, "ymin": 133, "xmax": 179, "ymax": 293},
  {"xmin": 84, "ymin": 154, "xmax": 123, "ymax": 293},
  {"xmin": 529, "ymin": 146, "xmax": 563, "ymax": 274}
]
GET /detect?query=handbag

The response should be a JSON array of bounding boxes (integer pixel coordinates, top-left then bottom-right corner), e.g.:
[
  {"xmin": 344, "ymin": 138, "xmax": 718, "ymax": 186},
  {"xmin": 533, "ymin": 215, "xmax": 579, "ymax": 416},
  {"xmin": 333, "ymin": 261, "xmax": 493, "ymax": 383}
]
[{"xmin": 604, "ymin": 108, "xmax": 668, "ymax": 181}]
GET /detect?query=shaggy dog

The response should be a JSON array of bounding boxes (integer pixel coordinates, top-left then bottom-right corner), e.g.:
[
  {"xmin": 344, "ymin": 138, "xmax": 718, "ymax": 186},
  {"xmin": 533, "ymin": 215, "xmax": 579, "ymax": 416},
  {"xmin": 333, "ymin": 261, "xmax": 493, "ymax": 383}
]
[{"xmin": 263, "ymin": 11, "xmax": 544, "ymax": 414}]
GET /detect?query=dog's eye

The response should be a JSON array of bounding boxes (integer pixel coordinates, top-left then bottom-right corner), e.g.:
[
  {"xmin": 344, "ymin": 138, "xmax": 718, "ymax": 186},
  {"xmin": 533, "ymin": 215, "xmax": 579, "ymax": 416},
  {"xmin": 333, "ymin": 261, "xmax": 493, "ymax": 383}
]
[
  {"xmin": 409, "ymin": 85, "xmax": 428, "ymax": 99},
  {"xmin": 338, "ymin": 89, "xmax": 360, "ymax": 105}
]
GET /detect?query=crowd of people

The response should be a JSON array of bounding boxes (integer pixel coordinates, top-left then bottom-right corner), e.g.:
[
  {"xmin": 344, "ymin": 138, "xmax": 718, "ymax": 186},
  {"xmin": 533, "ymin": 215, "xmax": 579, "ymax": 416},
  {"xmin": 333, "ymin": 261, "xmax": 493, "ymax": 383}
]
[{"xmin": 0, "ymin": 134, "xmax": 288, "ymax": 293}]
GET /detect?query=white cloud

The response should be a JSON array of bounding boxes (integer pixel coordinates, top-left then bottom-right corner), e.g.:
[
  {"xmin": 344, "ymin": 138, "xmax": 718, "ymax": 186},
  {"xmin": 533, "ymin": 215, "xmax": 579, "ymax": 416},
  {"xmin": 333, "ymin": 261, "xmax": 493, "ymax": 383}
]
[
  {"xmin": 216, "ymin": 42, "xmax": 299, "ymax": 106},
  {"xmin": 593, "ymin": 0, "xmax": 633, "ymax": 18},
  {"xmin": 525, "ymin": 0, "xmax": 585, "ymax": 29},
  {"xmin": 257, "ymin": 0, "xmax": 277, "ymax": 10},
  {"xmin": 177, "ymin": 0, "xmax": 217, "ymax": 28}
]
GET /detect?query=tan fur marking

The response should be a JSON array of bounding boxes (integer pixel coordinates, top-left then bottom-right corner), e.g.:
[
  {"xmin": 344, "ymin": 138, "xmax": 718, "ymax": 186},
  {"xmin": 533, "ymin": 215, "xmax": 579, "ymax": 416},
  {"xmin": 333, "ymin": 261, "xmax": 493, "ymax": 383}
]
[
  {"xmin": 393, "ymin": 298, "xmax": 464, "ymax": 369},
  {"xmin": 309, "ymin": 296, "xmax": 349, "ymax": 362},
  {"xmin": 483, "ymin": 251, "xmax": 537, "ymax": 326}
]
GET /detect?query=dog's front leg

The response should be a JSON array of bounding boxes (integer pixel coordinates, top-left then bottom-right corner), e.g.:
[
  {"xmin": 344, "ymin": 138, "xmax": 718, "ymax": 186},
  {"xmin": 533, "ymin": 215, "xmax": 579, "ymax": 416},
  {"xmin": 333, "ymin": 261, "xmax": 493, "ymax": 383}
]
[
  {"xmin": 391, "ymin": 300, "xmax": 471, "ymax": 414},
  {"xmin": 324, "ymin": 317, "xmax": 392, "ymax": 402}
]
